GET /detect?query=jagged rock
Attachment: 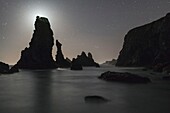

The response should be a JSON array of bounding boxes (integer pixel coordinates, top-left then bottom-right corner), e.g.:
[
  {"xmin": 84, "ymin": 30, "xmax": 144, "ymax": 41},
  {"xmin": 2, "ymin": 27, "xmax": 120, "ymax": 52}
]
[
  {"xmin": 16, "ymin": 16, "xmax": 56, "ymax": 69},
  {"xmin": 0, "ymin": 62, "xmax": 9, "ymax": 73},
  {"xmin": 71, "ymin": 58, "xmax": 83, "ymax": 70},
  {"xmin": 55, "ymin": 40, "xmax": 71, "ymax": 68},
  {"xmin": 84, "ymin": 95, "xmax": 109, "ymax": 103},
  {"xmin": 103, "ymin": 59, "xmax": 117, "ymax": 65},
  {"xmin": 72, "ymin": 51, "xmax": 100, "ymax": 68},
  {"xmin": 116, "ymin": 13, "xmax": 170, "ymax": 68},
  {"xmin": 66, "ymin": 57, "xmax": 71, "ymax": 63},
  {"xmin": 99, "ymin": 71, "xmax": 151, "ymax": 83}
]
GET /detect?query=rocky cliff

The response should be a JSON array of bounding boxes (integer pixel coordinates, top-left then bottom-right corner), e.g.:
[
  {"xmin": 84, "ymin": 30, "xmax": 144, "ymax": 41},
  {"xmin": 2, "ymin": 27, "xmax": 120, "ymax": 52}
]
[
  {"xmin": 116, "ymin": 13, "xmax": 170, "ymax": 67},
  {"xmin": 16, "ymin": 16, "xmax": 56, "ymax": 69},
  {"xmin": 55, "ymin": 40, "xmax": 71, "ymax": 68}
]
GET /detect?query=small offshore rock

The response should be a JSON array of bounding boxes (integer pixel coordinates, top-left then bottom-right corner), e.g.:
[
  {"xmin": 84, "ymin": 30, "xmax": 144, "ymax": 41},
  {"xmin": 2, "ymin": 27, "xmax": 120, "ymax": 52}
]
[
  {"xmin": 99, "ymin": 71, "xmax": 151, "ymax": 83},
  {"xmin": 84, "ymin": 95, "xmax": 109, "ymax": 103}
]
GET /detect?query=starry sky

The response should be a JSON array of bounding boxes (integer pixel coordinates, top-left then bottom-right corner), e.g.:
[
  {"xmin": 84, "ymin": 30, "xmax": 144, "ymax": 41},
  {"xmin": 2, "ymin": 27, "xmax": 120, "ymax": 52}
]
[{"xmin": 0, "ymin": 0, "xmax": 170, "ymax": 64}]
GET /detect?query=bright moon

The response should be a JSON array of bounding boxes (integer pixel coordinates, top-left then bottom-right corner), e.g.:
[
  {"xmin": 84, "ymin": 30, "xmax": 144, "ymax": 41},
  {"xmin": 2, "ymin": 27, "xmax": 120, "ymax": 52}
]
[{"xmin": 25, "ymin": 7, "xmax": 53, "ymax": 27}]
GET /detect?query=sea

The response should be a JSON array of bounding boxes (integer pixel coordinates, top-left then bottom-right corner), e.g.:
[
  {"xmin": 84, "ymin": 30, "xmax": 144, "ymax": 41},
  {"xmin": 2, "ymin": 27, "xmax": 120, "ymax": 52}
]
[{"xmin": 0, "ymin": 65, "xmax": 170, "ymax": 113}]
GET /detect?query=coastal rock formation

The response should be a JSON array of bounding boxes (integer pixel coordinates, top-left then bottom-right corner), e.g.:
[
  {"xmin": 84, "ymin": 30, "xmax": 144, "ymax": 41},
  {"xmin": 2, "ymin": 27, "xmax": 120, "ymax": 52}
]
[
  {"xmin": 0, "ymin": 61, "xmax": 9, "ymax": 73},
  {"xmin": 0, "ymin": 62, "xmax": 19, "ymax": 74},
  {"xmin": 8, "ymin": 65, "xmax": 19, "ymax": 74},
  {"xmin": 55, "ymin": 40, "xmax": 71, "ymax": 68},
  {"xmin": 103, "ymin": 59, "xmax": 117, "ymax": 65},
  {"xmin": 116, "ymin": 13, "xmax": 170, "ymax": 68},
  {"xmin": 71, "ymin": 58, "xmax": 83, "ymax": 70},
  {"xmin": 99, "ymin": 71, "xmax": 151, "ymax": 83},
  {"xmin": 72, "ymin": 52, "xmax": 100, "ymax": 67},
  {"xmin": 16, "ymin": 16, "xmax": 56, "ymax": 69}
]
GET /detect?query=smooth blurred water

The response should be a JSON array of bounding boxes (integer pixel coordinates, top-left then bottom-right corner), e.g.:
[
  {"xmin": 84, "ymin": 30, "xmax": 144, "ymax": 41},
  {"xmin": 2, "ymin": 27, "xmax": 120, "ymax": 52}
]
[{"xmin": 0, "ymin": 66, "xmax": 170, "ymax": 113}]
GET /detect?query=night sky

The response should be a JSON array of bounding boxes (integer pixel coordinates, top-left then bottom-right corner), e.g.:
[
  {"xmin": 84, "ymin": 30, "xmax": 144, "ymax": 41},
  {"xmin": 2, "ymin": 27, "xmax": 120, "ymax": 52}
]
[{"xmin": 0, "ymin": 0, "xmax": 170, "ymax": 64}]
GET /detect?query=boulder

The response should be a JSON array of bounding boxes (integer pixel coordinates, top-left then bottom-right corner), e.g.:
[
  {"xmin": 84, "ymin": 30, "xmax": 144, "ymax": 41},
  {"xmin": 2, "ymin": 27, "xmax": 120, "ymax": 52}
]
[
  {"xmin": 84, "ymin": 95, "xmax": 109, "ymax": 103},
  {"xmin": 99, "ymin": 71, "xmax": 151, "ymax": 83},
  {"xmin": 72, "ymin": 51, "xmax": 100, "ymax": 68},
  {"xmin": 116, "ymin": 13, "xmax": 170, "ymax": 68},
  {"xmin": 55, "ymin": 40, "xmax": 71, "ymax": 68},
  {"xmin": 16, "ymin": 16, "xmax": 56, "ymax": 69}
]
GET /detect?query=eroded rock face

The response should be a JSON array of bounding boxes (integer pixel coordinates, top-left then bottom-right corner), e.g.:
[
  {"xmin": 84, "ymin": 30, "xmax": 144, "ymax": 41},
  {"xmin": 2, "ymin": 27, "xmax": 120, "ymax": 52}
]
[
  {"xmin": 72, "ymin": 51, "xmax": 100, "ymax": 67},
  {"xmin": 55, "ymin": 40, "xmax": 71, "ymax": 68},
  {"xmin": 116, "ymin": 13, "xmax": 170, "ymax": 67},
  {"xmin": 99, "ymin": 71, "xmax": 151, "ymax": 83},
  {"xmin": 16, "ymin": 16, "xmax": 56, "ymax": 69}
]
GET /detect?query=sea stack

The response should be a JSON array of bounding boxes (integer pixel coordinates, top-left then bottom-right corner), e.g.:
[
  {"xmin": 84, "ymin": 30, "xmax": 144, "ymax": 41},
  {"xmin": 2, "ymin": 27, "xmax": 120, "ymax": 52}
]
[
  {"xmin": 16, "ymin": 16, "xmax": 56, "ymax": 69},
  {"xmin": 72, "ymin": 51, "xmax": 100, "ymax": 67},
  {"xmin": 116, "ymin": 13, "xmax": 170, "ymax": 68},
  {"xmin": 55, "ymin": 40, "xmax": 71, "ymax": 68}
]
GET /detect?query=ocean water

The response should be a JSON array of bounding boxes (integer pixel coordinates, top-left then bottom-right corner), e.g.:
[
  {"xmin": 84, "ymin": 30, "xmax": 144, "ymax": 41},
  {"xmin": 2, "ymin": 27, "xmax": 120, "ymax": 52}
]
[{"xmin": 0, "ymin": 66, "xmax": 170, "ymax": 113}]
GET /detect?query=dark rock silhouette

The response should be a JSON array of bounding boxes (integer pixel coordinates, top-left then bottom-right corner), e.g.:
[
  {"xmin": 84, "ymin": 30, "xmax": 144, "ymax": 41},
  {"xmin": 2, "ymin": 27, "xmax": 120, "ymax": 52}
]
[
  {"xmin": 8, "ymin": 65, "xmax": 19, "ymax": 74},
  {"xmin": 84, "ymin": 95, "xmax": 109, "ymax": 103},
  {"xmin": 72, "ymin": 51, "xmax": 100, "ymax": 68},
  {"xmin": 0, "ymin": 61, "xmax": 9, "ymax": 73},
  {"xmin": 99, "ymin": 71, "xmax": 151, "ymax": 83},
  {"xmin": 55, "ymin": 40, "xmax": 71, "ymax": 68},
  {"xmin": 71, "ymin": 58, "xmax": 83, "ymax": 70},
  {"xmin": 16, "ymin": 16, "xmax": 56, "ymax": 69},
  {"xmin": 103, "ymin": 59, "xmax": 117, "ymax": 65},
  {"xmin": 116, "ymin": 13, "xmax": 170, "ymax": 68},
  {"xmin": 0, "ymin": 62, "xmax": 19, "ymax": 74}
]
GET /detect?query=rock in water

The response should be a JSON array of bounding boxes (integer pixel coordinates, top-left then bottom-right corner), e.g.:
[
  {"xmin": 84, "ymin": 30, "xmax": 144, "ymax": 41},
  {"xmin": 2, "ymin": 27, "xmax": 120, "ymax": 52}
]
[
  {"xmin": 8, "ymin": 65, "xmax": 19, "ymax": 74},
  {"xmin": 99, "ymin": 71, "xmax": 151, "ymax": 83},
  {"xmin": 0, "ymin": 62, "xmax": 9, "ymax": 73},
  {"xmin": 103, "ymin": 59, "xmax": 117, "ymax": 65},
  {"xmin": 71, "ymin": 58, "xmax": 83, "ymax": 70},
  {"xmin": 16, "ymin": 16, "xmax": 56, "ymax": 69},
  {"xmin": 55, "ymin": 40, "xmax": 71, "ymax": 68},
  {"xmin": 84, "ymin": 95, "xmax": 109, "ymax": 103},
  {"xmin": 72, "ymin": 51, "xmax": 100, "ymax": 67},
  {"xmin": 116, "ymin": 13, "xmax": 170, "ymax": 67}
]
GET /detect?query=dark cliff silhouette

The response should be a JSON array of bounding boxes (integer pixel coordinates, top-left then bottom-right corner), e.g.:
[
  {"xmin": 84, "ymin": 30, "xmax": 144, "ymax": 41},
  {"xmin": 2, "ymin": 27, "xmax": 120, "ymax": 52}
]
[
  {"xmin": 16, "ymin": 16, "xmax": 56, "ymax": 69},
  {"xmin": 103, "ymin": 59, "xmax": 117, "ymax": 65},
  {"xmin": 116, "ymin": 13, "xmax": 170, "ymax": 70},
  {"xmin": 0, "ymin": 61, "xmax": 19, "ymax": 74},
  {"xmin": 55, "ymin": 40, "xmax": 71, "ymax": 68},
  {"xmin": 0, "ymin": 61, "xmax": 9, "ymax": 73}
]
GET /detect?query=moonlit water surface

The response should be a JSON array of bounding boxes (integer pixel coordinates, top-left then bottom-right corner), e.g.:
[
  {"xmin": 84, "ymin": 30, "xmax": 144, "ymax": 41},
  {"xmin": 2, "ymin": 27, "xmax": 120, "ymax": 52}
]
[{"xmin": 0, "ymin": 66, "xmax": 170, "ymax": 113}]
